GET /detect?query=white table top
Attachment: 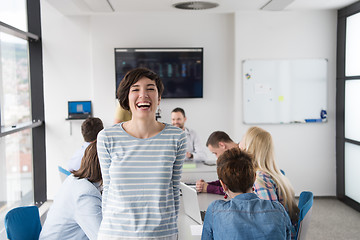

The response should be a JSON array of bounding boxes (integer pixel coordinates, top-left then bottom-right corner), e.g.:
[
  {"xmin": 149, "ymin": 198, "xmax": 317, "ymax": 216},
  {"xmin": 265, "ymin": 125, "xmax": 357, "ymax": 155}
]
[{"xmin": 181, "ymin": 162, "xmax": 218, "ymax": 184}]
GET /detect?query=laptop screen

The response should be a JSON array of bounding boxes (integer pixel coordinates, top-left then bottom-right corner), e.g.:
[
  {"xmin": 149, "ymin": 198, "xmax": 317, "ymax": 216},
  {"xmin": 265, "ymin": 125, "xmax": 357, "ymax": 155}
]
[
  {"xmin": 68, "ymin": 101, "xmax": 92, "ymax": 119},
  {"xmin": 180, "ymin": 182, "xmax": 203, "ymax": 225}
]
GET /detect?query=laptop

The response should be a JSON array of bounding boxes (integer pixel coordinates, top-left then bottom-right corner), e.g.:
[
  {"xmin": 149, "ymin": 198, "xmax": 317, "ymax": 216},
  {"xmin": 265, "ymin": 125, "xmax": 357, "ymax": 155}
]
[
  {"xmin": 67, "ymin": 101, "xmax": 92, "ymax": 119},
  {"xmin": 180, "ymin": 182, "xmax": 206, "ymax": 225}
]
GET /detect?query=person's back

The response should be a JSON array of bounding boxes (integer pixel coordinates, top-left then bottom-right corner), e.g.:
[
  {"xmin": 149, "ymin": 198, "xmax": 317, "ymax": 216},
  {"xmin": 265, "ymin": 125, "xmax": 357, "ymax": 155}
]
[
  {"xmin": 40, "ymin": 175, "xmax": 102, "ymax": 240},
  {"xmin": 202, "ymin": 193, "xmax": 291, "ymax": 240},
  {"xmin": 240, "ymin": 126, "xmax": 299, "ymax": 228},
  {"xmin": 40, "ymin": 141, "xmax": 103, "ymax": 240},
  {"xmin": 201, "ymin": 148, "xmax": 291, "ymax": 240}
]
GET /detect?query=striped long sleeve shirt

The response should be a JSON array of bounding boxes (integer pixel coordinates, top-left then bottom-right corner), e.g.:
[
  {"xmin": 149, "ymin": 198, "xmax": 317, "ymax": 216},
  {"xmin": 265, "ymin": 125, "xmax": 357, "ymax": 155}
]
[{"xmin": 97, "ymin": 123, "xmax": 186, "ymax": 240}]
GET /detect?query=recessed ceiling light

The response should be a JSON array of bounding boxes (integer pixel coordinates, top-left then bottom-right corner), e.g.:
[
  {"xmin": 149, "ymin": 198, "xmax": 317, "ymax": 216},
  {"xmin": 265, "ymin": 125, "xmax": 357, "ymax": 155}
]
[{"xmin": 173, "ymin": 1, "xmax": 219, "ymax": 10}]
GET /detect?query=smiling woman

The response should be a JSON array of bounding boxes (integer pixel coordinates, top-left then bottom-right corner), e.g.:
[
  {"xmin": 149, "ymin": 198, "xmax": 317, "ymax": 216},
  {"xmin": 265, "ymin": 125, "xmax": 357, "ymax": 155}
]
[
  {"xmin": 127, "ymin": 78, "xmax": 160, "ymax": 123},
  {"xmin": 97, "ymin": 68, "xmax": 187, "ymax": 240}
]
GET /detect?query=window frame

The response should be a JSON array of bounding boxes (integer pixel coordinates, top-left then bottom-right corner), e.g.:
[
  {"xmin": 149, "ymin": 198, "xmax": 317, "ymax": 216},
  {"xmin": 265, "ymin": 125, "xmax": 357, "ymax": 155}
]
[
  {"xmin": 337, "ymin": 1, "xmax": 360, "ymax": 212},
  {"xmin": 0, "ymin": 0, "xmax": 46, "ymax": 207}
]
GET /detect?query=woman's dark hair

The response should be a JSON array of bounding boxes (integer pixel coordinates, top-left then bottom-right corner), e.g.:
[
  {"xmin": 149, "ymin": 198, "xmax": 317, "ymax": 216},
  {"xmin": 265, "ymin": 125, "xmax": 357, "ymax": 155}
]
[
  {"xmin": 81, "ymin": 117, "xmax": 103, "ymax": 142},
  {"xmin": 117, "ymin": 68, "xmax": 164, "ymax": 111},
  {"xmin": 217, "ymin": 148, "xmax": 255, "ymax": 193},
  {"xmin": 72, "ymin": 141, "xmax": 102, "ymax": 185}
]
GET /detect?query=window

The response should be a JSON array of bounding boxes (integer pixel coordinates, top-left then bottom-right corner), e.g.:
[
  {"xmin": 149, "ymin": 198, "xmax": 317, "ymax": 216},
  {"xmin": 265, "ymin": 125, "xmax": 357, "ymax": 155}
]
[
  {"xmin": 0, "ymin": 130, "xmax": 33, "ymax": 205},
  {"xmin": 337, "ymin": 2, "xmax": 360, "ymax": 212},
  {"xmin": 0, "ymin": 0, "xmax": 45, "ymax": 236},
  {"xmin": 345, "ymin": 12, "xmax": 360, "ymax": 77},
  {"xmin": 0, "ymin": 0, "xmax": 28, "ymax": 31},
  {"xmin": 344, "ymin": 80, "xmax": 360, "ymax": 141},
  {"xmin": 344, "ymin": 142, "xmax": 360, "ymax": 203},
  {"xmin": 0, "ymin": 33, "xmax": 31, "ymax": 128}
]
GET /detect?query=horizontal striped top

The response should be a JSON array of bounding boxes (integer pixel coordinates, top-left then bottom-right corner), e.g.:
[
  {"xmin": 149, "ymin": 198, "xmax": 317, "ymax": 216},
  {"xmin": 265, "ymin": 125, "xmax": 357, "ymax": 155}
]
[{"xmin": 97, "ymin": 123, "xmax": 186, "ymax": 239}]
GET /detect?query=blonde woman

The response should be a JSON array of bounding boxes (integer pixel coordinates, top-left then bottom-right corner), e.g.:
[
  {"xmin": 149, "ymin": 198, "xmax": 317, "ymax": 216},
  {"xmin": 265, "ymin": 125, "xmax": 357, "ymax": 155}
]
[{"xmin": 239, "ymin": 127, "xmax": 299, "ymax": 229}]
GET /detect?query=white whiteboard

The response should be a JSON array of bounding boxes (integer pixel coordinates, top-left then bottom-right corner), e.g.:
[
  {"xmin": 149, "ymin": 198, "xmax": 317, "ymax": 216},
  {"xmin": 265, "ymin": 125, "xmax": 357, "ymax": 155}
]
[{"xmin": 243, "ymin": 59, "xmax": 327, "ymax": 124}]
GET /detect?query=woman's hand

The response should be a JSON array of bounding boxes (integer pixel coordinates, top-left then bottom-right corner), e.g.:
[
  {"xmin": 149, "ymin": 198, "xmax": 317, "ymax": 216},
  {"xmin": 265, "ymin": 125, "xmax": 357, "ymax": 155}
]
[{"xmin": 196, "ymin": 179, "xmax": 208, "ymax": 193}]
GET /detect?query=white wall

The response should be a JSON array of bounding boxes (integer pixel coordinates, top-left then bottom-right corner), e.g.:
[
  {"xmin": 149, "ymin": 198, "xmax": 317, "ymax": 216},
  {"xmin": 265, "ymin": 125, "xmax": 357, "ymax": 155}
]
[
  {"xmin": 41, "ymin": 0, "xmax": 337, "ymax": 198},
  {"xmin": 234, "ymin": 11, "xmax": 337, "ymax": 196},
  {"xmin": 41, "ymin": 1, "xmax": 92, "ymax": 198},
  {"xmin": 90, "ymin": 12, "xmax": 235, "ymax": 139},
  {"xmin": 41, "ymin": 3, "xmax": 235, "ymax": 198}
]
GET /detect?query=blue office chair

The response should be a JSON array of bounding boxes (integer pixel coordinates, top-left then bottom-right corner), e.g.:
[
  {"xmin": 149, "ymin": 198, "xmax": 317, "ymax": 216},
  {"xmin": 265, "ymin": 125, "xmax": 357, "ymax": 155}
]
[
  {"xmin": 4, "ymin": 206, "xmax": 42, "ymax": 240},
  {"xmin": 295, "ymin": 191, "xmax": 314, "ymax": 240}
]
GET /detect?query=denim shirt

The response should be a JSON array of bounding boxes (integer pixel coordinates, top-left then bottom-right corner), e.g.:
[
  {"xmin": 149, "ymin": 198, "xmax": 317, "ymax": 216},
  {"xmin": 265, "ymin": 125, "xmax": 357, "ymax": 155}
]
[{"xmin": 201, "ymin": 193, "xmax": 292, "ymax": 240}]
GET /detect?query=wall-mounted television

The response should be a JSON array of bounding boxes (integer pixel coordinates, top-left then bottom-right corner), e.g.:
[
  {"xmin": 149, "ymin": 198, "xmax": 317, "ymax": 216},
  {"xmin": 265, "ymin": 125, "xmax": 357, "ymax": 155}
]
[{"xmin": 114, "ymin": 48, "xmax": 203, "ymax": 98}]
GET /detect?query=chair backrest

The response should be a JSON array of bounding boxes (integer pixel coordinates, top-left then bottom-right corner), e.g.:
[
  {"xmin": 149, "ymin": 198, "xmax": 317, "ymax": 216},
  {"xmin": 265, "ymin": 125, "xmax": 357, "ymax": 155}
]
[
  {"xmin": 296, "ymin": 191, "xmax": 314, "ymax": 240},
  {"xmin": 4, "ymin": 206, "xmax": 42, "ymax": 240},
  {"xmin": 58, "ymin": 165, "xmax": 71, "ymax": 182}
]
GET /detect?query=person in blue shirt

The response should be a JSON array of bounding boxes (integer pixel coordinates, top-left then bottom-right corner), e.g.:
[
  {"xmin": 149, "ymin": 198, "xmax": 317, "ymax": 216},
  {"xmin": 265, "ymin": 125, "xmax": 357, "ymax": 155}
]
[
  {"xmin": 201, "ymin": 147, "xmax": 292, "ymax": 240},
  {"xmin": 40, "ymin": 141, "xmax": 102, "ymax": 240}
]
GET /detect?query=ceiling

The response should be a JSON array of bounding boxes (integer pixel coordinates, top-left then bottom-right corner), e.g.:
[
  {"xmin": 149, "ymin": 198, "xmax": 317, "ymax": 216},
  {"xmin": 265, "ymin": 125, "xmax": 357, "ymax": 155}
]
[{"xmin": 46, "ymin": 0, "xmax": 359, "ymax": 15}]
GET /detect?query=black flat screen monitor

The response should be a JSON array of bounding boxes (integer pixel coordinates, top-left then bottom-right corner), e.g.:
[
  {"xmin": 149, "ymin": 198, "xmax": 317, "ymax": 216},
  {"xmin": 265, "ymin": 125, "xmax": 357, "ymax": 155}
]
[{"xmin": 114, "ymin": 48, "xmax": 203, "ymax": 98}]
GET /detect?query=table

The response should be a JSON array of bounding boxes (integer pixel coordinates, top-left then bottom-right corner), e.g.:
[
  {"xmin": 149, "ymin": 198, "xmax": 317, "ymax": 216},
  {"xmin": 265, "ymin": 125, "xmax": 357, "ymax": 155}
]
[{"xmin": 181, "ymin": 162, "xmax": 217, "ymax": 184}]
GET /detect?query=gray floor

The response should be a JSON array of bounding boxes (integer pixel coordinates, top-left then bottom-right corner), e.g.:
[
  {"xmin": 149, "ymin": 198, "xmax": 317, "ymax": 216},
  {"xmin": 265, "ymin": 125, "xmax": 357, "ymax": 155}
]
[{"xmin": 306, "ymin": 197, "xmax": 360, "ymax": 240}]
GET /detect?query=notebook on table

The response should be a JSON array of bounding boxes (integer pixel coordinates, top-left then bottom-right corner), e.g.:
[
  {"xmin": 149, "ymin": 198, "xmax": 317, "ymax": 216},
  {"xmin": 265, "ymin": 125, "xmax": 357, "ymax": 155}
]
[{"xmin": 180, "ymin": 182, "xmax": 206, "ymax": 225}]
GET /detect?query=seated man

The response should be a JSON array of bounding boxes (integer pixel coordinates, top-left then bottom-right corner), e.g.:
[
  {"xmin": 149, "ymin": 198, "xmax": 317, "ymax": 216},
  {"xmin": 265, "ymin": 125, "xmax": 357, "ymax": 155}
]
[
  {"xmin": 201, "ymin": 148, "xmax": 292, "ymax": 240},
  {"xmin": 196, "ymin": 131, "xmax": 238, "ymax": 194},
  {"xmin": 171, "ymin": 107, "xmax": 207, "ymax": 161},
  {"xmin": 67, "ymin": 117, "xmax": 103, "ymax": 171}
]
